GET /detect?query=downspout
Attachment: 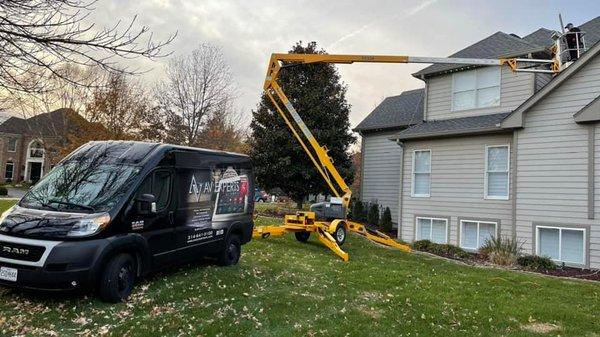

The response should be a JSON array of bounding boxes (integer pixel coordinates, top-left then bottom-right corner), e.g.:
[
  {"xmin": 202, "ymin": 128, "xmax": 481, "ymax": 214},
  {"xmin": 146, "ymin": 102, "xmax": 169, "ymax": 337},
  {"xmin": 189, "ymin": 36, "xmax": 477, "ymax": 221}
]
[
  {"xmin": 395, "ymin": 139, "xmax": 405, "ymax": 240},
  {"xmin": 359, "ymin": 131, "xmax": 366, "ymax": 201}
]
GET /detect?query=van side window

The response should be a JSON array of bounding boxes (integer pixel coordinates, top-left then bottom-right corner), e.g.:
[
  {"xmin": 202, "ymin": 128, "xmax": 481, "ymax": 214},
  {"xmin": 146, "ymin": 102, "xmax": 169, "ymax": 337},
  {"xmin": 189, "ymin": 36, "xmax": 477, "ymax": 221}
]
[
  {"xmin": 154, "ymin": 171, "xmax": 171, "ymax": 210},
  {"xmin": 137, "ymin": 170, "xmax": 172, "ymax": 211}
]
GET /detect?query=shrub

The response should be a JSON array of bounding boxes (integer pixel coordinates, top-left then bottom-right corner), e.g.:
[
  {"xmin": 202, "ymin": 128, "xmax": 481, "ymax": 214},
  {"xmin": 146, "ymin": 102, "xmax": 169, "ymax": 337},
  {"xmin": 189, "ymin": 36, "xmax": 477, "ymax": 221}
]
[
  {"xmin": 351, "ymin": 200, "xmax": 365, "ymax": 222},
  {"xmin": 412, "ymin": 240, "xmax": 471, "ymax": 260},
  {"xmin": 517, "ymin": 255, "xmax": 557, "ymax": 271},
  {"xmin": 367, "ymin": 203, "xmax": 379, "ymax": 226},
  {"xmin": 412, "ymin": 240, "xmax": 433, "ymax": 251},
  {"xmin": 0, "ymin": 187, "xmax": 7, "ymax": 196},
  {"xmin": 379, "ymin": 207, "xmax": 393, "ymax": 232},
  {"xmin": 479, "ymin": 236, "xmax": 522, "ymax": 266}
]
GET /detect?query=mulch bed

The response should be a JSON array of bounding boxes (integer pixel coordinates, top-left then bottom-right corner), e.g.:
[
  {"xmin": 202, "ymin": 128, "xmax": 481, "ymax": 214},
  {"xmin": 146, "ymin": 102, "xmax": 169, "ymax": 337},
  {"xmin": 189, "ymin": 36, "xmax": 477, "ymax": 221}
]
[{"xmin": 538, "ymin": 266, "xmax": 600, "ymax": 281}]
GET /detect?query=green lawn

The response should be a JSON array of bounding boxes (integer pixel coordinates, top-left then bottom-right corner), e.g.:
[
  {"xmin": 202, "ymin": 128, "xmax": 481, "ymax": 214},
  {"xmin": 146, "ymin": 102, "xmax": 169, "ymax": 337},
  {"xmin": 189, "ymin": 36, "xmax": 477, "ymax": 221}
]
[{"xmin": 0, "ymin": 202, "xmax": 598, "ymax": 336}]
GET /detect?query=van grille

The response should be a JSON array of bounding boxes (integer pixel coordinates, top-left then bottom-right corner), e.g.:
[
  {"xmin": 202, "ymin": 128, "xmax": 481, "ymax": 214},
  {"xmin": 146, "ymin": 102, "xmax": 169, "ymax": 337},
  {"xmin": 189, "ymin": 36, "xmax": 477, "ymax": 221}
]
[{"xmin": 0, "ymin": 241, "xmax": 45, "ymax": 262}]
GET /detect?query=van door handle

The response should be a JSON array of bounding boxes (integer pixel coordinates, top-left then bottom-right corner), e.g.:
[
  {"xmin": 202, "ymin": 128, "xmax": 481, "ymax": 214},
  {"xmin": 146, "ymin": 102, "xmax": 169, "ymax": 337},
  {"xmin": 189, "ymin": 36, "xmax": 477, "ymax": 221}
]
[{"xmin": 168, "ymin": 211, "xmax": 175, "ymax": 225}]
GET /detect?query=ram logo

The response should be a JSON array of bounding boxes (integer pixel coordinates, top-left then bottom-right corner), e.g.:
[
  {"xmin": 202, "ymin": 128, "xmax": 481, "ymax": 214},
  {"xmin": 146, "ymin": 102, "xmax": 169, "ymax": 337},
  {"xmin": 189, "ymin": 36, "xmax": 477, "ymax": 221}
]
[{"xmin": 2, "ymin": 246, "xmax": 29, "ymax": 255}]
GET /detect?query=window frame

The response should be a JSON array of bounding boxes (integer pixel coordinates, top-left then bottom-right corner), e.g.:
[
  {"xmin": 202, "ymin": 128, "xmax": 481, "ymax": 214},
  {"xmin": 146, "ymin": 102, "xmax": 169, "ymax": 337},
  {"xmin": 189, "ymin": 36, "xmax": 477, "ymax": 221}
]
[
  {"xmin": 536, "ymin": 225, "xmax": 586, "ymax": 265},
  {"xmin": 451, "ymin": 67, "xmax": 501, "ymax": 112},
  {"xmin": 459, "ymin": 219, "xmax": 498, "ymax": 250},
  {"xmin": 4, "ymin": 162, "xmax": 14, "ymax": 181},
  {"xmin": 415, "ymin": 216, "xmax": 448, "ymax": 243},
  {"xmin": 7, "ymin": 138, "xmax": 16, "ymax": 153},
  {"xmin": 484, "ymin": 144, "xmax": 510, "ymax": 200},
  {"xmin": 411, "ymin": 149, "xmax": 431, "ymax": 198}
]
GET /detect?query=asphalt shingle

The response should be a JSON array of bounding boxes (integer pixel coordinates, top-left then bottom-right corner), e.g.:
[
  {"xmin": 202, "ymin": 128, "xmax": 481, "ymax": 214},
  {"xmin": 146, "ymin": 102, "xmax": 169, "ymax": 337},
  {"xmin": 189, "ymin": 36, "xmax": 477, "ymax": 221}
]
[
  {"xmin": 413, "ymin": 32, "xmax": 545, "ymax": 78},
  {"xmin": 523, "ymin": 28, "xmax": 557, "ymax": 48},
  {"xmin": 353, "ymin": 88, "xmax": 424, "ymax": 132},
  {"xmin": 392, "ymin": 112, "xmax": 511, "ymax": 140}
]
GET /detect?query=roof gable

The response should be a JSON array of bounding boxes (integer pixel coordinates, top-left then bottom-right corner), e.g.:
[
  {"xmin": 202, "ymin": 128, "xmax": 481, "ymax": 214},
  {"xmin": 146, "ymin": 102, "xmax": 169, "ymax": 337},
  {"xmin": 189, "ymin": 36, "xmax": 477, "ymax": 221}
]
[
  {"xmin": 502, "ymin": 40, "xmax": 600, "ymax": 128},
  {"xmin": 354, "ymin": 88, "xmax": 424, "ymax": 132},
  {"xmin": 574, "ymin": 94, "xmax": 600, "ymax": 123}
]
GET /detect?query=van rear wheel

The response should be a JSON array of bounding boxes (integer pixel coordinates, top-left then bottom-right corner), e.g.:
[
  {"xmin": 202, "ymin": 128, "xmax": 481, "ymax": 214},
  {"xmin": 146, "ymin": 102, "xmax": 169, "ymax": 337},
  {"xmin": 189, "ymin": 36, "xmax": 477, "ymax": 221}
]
[
  {"xmin": 99, "ymin": 253, "xmax": 136, "ymax": 303},
  {"xmin": 218, "ymin": 235, "xmax": 241, "ymax": 266}
]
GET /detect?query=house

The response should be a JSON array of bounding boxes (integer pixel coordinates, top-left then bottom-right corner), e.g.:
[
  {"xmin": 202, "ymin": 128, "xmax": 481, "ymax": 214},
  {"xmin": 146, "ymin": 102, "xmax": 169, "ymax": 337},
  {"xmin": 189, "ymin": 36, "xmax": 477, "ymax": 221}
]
[
  {"xmin": 0, "ymin": 108, "xmax": 101, "ymax": 183},
  {"xmin": 356, "ymin": 16, "xmax": 600, "ymax": 269}
]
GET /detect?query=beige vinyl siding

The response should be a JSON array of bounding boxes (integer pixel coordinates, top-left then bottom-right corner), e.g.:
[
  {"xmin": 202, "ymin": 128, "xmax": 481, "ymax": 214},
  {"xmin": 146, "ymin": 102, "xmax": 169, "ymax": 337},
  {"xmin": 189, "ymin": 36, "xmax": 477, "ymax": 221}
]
[
  {"xmin": 427, "ymin": 66, "xmax": 535, "ymax": 120},
  {"xmin": 361, "ymin": 131, "xmax": 402, "ymax": 224},
  {"xmin": 515, "ymin": 55, "xmax": 600, "ymax": 268},
  {"xmin": 400, "ymin": 134, "xmax": 513, "ymax": 244}
]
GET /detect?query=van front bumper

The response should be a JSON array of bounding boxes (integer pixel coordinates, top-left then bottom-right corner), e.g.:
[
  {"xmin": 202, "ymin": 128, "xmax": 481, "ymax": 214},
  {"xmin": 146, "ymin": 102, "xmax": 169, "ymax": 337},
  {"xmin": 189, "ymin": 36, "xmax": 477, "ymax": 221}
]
[{"xmin": 0, "ymin": 234, "xmax": 110, "ymax": 291}]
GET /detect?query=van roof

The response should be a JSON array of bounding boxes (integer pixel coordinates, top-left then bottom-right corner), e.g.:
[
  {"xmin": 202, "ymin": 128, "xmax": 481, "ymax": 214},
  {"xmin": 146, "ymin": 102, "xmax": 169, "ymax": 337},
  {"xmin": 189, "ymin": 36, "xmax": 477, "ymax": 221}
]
[{"xmin": 66, "ymin": 141, "xmax": 249, "ymax": 165}]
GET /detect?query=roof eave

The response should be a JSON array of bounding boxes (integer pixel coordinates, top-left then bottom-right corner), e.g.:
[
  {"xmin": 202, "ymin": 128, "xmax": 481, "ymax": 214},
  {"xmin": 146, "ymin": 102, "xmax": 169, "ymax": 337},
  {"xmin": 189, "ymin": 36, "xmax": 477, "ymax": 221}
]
[{"xmin": 390, "ymin": 126, "xmax": 513, "ymax": 142}]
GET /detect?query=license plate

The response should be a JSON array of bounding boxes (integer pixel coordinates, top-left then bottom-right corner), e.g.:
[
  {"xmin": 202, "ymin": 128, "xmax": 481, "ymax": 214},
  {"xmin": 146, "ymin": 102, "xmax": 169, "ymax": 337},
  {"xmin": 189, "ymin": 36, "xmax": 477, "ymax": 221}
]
[{"xmin": 0, "ymin": 267, "xmax": 17, "ymax": 282}]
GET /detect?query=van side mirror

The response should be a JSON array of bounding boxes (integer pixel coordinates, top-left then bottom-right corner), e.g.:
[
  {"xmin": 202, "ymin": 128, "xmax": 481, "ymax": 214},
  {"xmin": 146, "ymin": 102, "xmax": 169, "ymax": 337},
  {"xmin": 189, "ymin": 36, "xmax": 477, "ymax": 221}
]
[{"xmin": 137, "ymin": 193, "xmax": 157, "ymax": 214}]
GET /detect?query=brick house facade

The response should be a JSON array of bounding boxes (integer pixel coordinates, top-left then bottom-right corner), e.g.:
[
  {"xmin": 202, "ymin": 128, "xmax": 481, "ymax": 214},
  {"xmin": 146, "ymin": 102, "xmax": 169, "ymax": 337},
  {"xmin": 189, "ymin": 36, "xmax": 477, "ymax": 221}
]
[{"xmin": 0, "ymin": 108, "xmax": 95, "ymax": 183}]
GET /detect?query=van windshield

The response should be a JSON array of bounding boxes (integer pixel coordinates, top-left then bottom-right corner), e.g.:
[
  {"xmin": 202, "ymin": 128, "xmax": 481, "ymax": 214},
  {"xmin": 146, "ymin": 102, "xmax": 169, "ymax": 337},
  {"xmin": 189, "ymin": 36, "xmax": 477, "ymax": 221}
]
[{"xmin": 20, "ymin": 161, "xmax": 141, "ymax": 213}]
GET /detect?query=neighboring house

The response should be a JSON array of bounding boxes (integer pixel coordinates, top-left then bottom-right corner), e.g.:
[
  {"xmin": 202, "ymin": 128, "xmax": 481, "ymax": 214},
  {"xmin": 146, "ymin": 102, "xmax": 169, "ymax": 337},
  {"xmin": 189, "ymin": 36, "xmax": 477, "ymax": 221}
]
[
  {"xmin": 0, "ymin": 108, "xmax": 97, "ymax": 184},
  {"xmin": 356, "ymin": 16, "xmax": 600, "ymax": 269}
]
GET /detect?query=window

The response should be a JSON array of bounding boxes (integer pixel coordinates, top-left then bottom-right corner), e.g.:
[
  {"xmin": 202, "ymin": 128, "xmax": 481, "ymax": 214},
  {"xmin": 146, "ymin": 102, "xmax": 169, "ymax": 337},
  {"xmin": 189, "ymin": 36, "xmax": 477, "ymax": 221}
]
[
  {"xmin": 460, "ymin": 220, "xmax": 497, "ymax": 250},
  {"xmin": 485, "ymin": 145, "xmax": 509, "ymax": 199},
  {"xmin": 537, "ymin": 226, "xmax": 585, "ymax": 265},
  {"xmin": 416, "ymin": 217, "xmax": 447, "ymax": 243},
  {"xmin": 28, "ymin": 140, "xmax": 44, "ymax": 158},
  {"xmin": 4, "ymin": 162, "xmax": 13, "ymax": 181},
  {"xmin": 412, "ymin": 150, "xmax": 431, "ymax": 197},
  {"xmin": 452, "ymin": 67, "xmax": 500, "ymax": 111},
  {"xmin": 7, "ymin": 138, "xmax": 16, "ymax": 152},
  {"xmin": 137, "ymin": 170, "xmax": 172, "ymax": 211}
]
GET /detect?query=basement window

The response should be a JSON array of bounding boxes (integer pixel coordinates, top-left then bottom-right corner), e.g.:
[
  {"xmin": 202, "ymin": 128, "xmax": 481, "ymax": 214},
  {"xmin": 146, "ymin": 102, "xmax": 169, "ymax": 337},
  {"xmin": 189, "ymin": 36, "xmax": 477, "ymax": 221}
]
[
  {"xmin": 537, "ymin": 226, "xmax": 585, "ymax": 265},
  {"xmin": 452, "ymin": 67, "xmax": 500, "ymax": 111},
  {"xmin": 460, "ymin": 220, "xmax": 497, "ymax": 250},
  {"xmin": 416, "ymin": 217, "xmax": 447, "ymax": 243}
]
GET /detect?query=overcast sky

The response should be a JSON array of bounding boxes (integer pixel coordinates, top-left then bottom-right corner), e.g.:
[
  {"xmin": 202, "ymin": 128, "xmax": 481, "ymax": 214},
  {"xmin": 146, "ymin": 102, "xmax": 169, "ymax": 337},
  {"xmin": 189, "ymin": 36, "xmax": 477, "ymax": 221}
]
[{"xmin": 90, "ymin": 0, "xmax": 600, "ymax": 128}]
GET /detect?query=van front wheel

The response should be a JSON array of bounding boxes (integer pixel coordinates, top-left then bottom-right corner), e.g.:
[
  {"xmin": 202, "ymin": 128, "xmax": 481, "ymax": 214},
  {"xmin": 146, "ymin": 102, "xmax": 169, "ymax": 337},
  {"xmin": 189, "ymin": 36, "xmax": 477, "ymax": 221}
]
[
  {"xmin": 99, "ymin": 253, "xmax": 136, "ymax": 303},
  {"xmin": 217, "ymin": 235, "xmax": 241, "ymax": 266}
]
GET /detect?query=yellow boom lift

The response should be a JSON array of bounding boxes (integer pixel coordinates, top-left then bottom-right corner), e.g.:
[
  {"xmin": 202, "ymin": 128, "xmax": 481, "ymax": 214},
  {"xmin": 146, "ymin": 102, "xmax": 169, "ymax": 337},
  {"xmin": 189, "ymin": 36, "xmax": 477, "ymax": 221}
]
[{"xmin": 253, "ymin": 33, "xmax": 576, "ymax": 261}]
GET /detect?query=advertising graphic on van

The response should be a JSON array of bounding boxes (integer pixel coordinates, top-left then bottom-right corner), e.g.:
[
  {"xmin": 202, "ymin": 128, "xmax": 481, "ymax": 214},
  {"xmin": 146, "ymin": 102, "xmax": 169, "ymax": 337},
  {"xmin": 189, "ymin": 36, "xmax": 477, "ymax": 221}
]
[{"xmin": 184, "ymin": 166, "xmax": 251, "ymax": 229}]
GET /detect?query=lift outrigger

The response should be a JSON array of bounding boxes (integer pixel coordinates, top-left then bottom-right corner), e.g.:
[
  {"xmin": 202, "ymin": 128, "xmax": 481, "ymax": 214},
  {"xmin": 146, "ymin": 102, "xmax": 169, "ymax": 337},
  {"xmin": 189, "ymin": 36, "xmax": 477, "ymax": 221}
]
[{"xmin": 253, "ymin": 30, "xmax": 581, "ymax": 261}]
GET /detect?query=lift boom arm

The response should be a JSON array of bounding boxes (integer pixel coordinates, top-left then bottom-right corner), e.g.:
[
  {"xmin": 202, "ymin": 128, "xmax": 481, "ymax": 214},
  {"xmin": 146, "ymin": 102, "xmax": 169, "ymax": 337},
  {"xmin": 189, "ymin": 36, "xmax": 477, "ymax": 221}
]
[{"xmin": 263, "ymin": 53, "xmax": 557, "ymax": 209}]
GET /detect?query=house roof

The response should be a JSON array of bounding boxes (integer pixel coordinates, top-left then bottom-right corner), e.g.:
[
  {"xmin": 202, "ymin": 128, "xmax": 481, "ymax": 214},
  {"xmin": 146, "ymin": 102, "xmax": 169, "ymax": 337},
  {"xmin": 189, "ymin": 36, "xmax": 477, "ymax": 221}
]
[
  {"xmin": 522, "ymin": 28, "xmax": 557, "ymax": 48},
  {"xmin": 0, "ymin": 108, "xmax": 78, "ymax": 137},
  {"xmin": 502, "ymin": 38, "xmax": 600, "ymax": 128},
  {"xmin": 353, "ymin": 88, "xmax": 424, "ymax": 132},
  {"xmin": 412, "ymin": 31, "xmax": 546, "ymax": 78},
  {"xmin": 573, "ymin": 94, "xmax": 600, "ymax": 123},
  {"xmin": 392, "ymin": 112, "xmax": 510, "ymax": 141},
  {"xmin": 581, "ymin": 16, "xmax": 600, "ymax": 47}
]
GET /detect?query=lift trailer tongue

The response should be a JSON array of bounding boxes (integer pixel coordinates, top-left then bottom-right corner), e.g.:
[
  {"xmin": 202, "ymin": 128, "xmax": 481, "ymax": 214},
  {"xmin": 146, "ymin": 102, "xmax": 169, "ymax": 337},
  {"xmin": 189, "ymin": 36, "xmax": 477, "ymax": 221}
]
[{"xmin": 254, "ymin": 35, "xmax": 575, "ymax": 260}]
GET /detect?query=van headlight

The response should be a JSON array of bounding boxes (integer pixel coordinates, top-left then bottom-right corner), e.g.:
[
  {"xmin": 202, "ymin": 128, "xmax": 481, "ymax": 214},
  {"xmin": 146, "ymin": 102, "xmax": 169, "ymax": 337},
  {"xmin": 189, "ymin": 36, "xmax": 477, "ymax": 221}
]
[{"xmin": 67, "ymin": 213, "xmax": 111, "ymax": 237}]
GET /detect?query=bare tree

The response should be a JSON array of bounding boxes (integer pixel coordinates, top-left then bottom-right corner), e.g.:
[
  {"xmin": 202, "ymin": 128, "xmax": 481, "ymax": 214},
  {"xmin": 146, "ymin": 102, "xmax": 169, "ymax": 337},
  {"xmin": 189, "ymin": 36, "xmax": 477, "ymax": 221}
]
[
  {"xmin": 0, "ymin": 0, "xmax": 175, "ymax": 97},
  {"xmin": 155, "ymin": 44, "xmax": 236, "ymax": 146}
]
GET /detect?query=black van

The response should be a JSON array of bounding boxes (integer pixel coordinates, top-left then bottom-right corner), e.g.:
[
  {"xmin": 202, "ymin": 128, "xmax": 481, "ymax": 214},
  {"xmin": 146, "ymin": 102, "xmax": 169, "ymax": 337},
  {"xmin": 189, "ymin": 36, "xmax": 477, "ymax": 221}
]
[{"xmin": 0, "ymin": 141, "xmax": 254, "ymax": 302}]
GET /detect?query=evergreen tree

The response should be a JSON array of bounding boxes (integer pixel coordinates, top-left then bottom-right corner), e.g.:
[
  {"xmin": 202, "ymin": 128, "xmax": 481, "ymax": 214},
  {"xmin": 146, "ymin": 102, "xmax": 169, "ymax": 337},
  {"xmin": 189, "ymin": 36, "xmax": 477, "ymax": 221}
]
[
  {"xmin": 380, "ymin": 207, "xmax": 393, "ymax": 232},
  {"xmin": 249, "ymin": 41, "xmax": 355, "ymax": 208},
  {"xmin": 367, "ymin": 203, "xmax": 380, "ymax": 226}
]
